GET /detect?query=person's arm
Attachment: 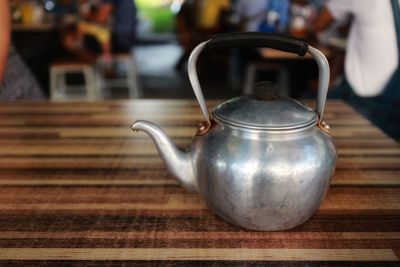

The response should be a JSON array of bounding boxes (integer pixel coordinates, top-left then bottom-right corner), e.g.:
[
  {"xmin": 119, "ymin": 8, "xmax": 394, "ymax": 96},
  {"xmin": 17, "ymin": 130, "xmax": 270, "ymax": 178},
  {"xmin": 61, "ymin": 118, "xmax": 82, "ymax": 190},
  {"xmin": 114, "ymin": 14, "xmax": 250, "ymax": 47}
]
[
  {"xmin": 96, "ymin": 1, "xmax": 113, "ymax": 25},
  {"xmin": 314, "ymin": 7, "xmax": 335, "ymax": 32},
  {"xmin": 0, "ymin": 0, "xmax": 11, "ymax": 82},
  {"xmin": 314, "ymin": 0, "xmax": 353, "ymax": 32}
]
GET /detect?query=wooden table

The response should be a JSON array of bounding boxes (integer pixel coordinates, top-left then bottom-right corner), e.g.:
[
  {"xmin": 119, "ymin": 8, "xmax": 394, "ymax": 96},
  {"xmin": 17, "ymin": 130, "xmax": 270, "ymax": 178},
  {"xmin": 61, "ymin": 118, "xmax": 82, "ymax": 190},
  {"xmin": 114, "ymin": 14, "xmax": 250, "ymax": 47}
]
[
  {"xmin": 0, "ymin": 100, "xmax": 399, "ymax": 265},
  {"xmin": 12, "ymin": 23, "xmax": 56, "ymax": 32}
]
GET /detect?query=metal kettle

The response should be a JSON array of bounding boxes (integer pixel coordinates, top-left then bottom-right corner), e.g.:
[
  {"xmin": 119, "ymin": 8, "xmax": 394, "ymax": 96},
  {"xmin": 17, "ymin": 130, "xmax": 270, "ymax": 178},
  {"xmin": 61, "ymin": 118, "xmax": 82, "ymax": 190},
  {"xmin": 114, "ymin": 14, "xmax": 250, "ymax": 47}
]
[{"xmin": 131, "ymin": 33, "xmax": 336, "ymax": 231}]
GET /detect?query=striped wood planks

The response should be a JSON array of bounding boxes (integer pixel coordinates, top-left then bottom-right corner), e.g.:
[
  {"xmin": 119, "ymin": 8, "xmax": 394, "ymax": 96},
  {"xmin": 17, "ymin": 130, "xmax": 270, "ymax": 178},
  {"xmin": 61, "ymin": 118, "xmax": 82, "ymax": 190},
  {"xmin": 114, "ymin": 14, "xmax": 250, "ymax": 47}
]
[{"xmin": 0, "ymin": 100, "xmax": 399, "ymax": 266}]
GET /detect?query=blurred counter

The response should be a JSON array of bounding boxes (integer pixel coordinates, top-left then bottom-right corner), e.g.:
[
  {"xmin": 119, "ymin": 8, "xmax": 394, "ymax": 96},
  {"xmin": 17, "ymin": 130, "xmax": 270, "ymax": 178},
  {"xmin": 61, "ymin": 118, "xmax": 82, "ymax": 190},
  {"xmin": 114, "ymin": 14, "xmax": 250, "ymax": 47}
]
[{"xmin": 12, "ymin": 23, "xmax": 57, "ymax": 32}]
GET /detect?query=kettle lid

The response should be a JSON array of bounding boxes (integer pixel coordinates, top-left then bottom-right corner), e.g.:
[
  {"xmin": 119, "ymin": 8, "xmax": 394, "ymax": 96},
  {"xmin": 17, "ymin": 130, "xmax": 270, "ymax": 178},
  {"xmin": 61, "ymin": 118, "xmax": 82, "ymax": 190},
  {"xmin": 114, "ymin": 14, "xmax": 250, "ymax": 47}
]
[{"xmin": 212, "ymin": 82, "xmax": 318, "ymax": 131}]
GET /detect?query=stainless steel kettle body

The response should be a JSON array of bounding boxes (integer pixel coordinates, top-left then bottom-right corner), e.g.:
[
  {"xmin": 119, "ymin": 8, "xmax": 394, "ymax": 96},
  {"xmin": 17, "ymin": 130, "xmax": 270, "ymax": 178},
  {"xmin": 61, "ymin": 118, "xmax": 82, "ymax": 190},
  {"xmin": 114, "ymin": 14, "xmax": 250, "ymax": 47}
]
[
  {"xmin": 191, "ymin": 124, "xmax": 336, "ymax": 231},
  {"xmin": 132, "ymin": 33, "xmax": 337, "ymax": 231}
]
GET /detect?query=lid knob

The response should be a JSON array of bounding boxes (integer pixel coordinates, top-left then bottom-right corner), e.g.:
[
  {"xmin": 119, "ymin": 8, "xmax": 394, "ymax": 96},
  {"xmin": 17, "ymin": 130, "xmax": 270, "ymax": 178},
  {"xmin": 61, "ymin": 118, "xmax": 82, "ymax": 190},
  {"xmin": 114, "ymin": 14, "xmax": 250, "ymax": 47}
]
[{"xmin": 255, "ymin": 81, "xmax": 277, "ymax": 101}]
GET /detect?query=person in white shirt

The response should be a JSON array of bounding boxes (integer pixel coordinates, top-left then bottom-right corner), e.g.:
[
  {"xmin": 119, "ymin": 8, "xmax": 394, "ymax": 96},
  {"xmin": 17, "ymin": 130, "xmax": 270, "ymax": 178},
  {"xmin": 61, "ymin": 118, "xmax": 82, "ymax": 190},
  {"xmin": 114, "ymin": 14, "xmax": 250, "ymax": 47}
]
[
  {"xmin": 315, "ymin": 0, "xmax": 400, "ymax": 139},
  {"xmin": 233, "ymin": 0, "xmax": 270, "ymax": 32},
  {"xmin": 316, "ymin": 0, "xmax": 398, "ymax": 96}
]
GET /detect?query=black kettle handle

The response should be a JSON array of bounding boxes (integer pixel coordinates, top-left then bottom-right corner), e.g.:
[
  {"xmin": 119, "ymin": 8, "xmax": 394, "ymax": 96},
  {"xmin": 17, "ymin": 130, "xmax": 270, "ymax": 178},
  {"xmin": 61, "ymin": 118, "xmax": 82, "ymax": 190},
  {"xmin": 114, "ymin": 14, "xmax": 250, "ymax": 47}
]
[{"xmin": 205, "ymin": 32, "xmax": 308, "ymax": 56}]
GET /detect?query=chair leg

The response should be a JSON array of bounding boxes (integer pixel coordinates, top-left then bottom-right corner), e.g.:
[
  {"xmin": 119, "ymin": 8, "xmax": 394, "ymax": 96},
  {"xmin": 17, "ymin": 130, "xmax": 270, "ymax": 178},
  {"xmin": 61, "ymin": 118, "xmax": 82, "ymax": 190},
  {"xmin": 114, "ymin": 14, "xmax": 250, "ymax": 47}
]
[
  {"xmin": 59, "ymin": 70, "xmax": 67, "ymax": 100},
  {"xmin": 50, "ymin": 67, "xmax": 58, "ymax": 101},
  {"xmin": 84, "ymin": 67, "xmax": 99, "ymax": 101},
  {"xmin": 228, "ymin": 50, "xmax": 242, "ymax": 92},
  {"xmin": 243, "ymin": 63, "xmax": 257, "ymax": 95},
  {"xmin": 278, "ymin": 65, "xmax": 290, "ymax": 97},
  {"xmin": 127, "ymin": 59, "xmax": 140, "ymax": 98},
  {"xmin": 95, "ymin": 66, "xmax": 106, "ymax": 99}
]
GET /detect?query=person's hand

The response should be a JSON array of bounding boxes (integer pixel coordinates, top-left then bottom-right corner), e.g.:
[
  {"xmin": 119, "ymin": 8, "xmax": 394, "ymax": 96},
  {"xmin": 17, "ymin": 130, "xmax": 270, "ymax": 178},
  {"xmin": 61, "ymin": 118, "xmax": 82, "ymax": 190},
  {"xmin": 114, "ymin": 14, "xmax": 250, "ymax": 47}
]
[{"xmin": 98, "ymin": 53, "xmax": 113, "ymax": 71}]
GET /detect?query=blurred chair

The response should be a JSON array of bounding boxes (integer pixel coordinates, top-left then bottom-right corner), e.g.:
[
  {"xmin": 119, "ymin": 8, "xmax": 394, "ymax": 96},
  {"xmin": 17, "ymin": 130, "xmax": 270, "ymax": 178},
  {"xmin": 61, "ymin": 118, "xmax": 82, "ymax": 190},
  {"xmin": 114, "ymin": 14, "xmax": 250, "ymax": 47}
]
[
  {"xmin": 96, "ymin": 53, "xmax": 141, "ymax": 99},
  {"xmin": 243, "ymin": 62, "xmax": 290, "ymax": 96},
  {"xmin": 50, "ymin": 62, "xmax": 101, "ymax": 101}
]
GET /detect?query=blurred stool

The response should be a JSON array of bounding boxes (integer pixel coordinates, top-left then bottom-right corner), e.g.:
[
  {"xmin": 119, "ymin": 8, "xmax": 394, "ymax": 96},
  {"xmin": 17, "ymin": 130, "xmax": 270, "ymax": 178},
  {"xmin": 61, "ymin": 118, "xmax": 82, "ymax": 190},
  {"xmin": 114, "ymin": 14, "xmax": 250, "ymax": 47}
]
[
  {"xmin": 243, "ymin": 62, "xmax": 290, "ymax": 97},
  {"xmin": 97, "ymin": 54, "xmax": 141, "ymax": 99},
  {"xmin": 50, "ymin": 62, "xmax": 101, "ymax": 101}
]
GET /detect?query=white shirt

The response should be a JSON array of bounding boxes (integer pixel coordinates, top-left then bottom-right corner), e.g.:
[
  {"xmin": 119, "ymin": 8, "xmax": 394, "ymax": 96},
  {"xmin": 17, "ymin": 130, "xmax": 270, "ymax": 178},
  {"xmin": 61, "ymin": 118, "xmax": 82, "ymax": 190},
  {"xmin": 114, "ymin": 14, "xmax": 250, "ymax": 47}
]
[
  {"xmin": 234, "ymin": 0, "xmax": 269, "ymax": 32},
  {"xmin": 327, "ymin": 0, "xmax": 398, "ymax": 97}
]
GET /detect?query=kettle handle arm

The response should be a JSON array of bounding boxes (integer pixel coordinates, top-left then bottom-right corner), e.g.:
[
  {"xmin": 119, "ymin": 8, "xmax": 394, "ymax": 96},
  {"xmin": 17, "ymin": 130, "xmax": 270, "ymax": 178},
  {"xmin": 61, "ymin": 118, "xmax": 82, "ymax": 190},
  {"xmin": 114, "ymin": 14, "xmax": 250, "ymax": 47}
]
[
  {"xmin": 188, "ymin": 33, "xmax": 330, "ymax": 125},
  {"xmin": 308, "ymin": 46, "xmax": 330, "ymax": 123}
]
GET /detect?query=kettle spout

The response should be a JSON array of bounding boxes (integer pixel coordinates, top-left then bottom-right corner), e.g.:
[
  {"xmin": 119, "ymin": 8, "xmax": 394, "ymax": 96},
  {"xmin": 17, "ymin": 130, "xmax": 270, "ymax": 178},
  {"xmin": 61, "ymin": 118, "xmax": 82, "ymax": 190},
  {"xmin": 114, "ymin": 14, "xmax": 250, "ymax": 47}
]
[{"xmin": 131, "ymin": 120, "xmax": 198, "ymax": 192}]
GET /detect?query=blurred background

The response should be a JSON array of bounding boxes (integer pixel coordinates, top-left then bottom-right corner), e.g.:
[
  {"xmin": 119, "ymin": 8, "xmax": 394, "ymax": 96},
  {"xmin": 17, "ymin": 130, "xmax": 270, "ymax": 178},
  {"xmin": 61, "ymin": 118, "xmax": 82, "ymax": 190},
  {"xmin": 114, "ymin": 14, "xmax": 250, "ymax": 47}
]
[{"xmin": 1, "ymin": 0, "xmax": 399, "ymax": 138}]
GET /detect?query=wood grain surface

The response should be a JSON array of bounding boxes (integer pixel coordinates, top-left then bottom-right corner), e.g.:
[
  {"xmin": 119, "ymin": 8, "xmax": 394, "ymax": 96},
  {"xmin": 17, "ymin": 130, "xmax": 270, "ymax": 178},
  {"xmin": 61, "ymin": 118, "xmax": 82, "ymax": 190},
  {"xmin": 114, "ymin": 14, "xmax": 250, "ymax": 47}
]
[{"xmin": 0, "ymin": 100, "xmax": 399, "ymax": 266}]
